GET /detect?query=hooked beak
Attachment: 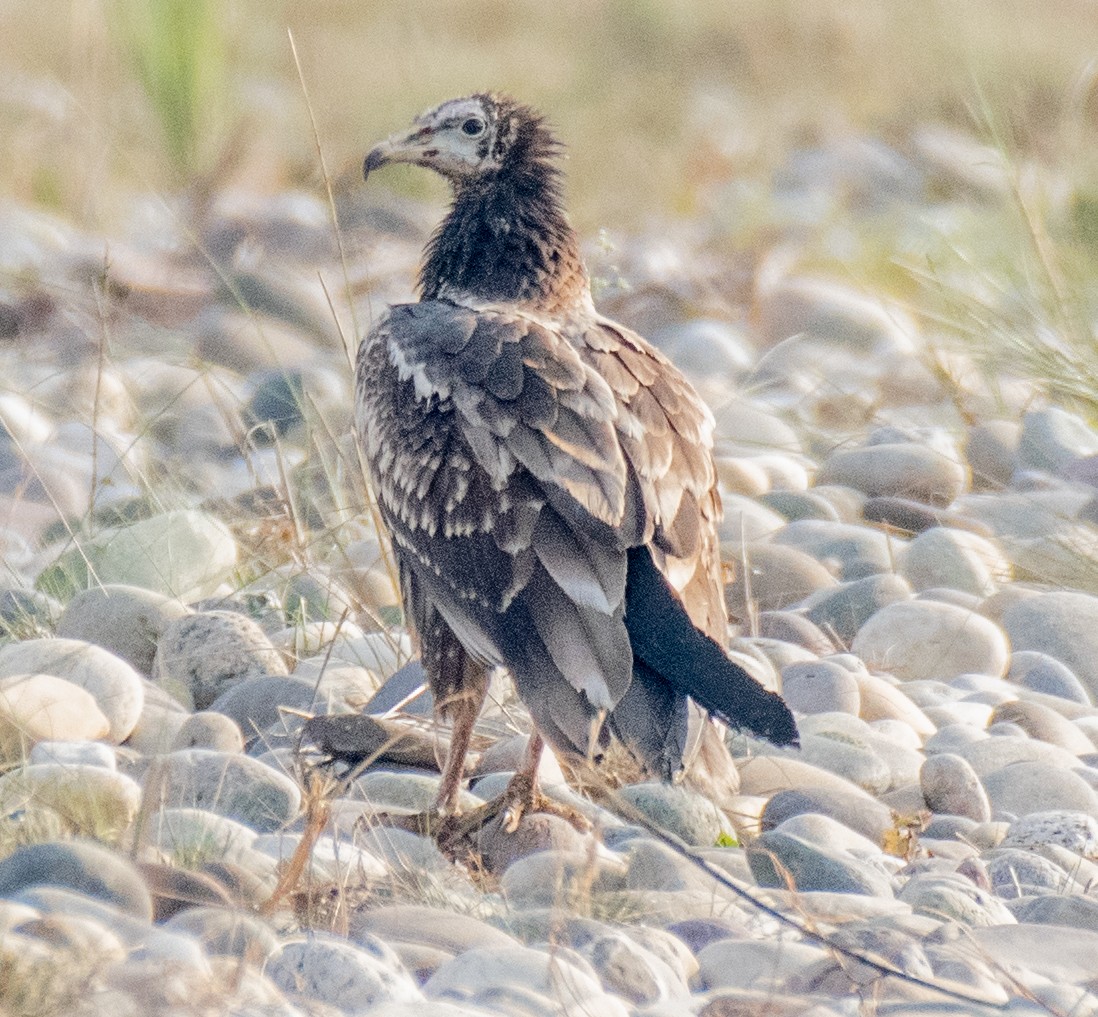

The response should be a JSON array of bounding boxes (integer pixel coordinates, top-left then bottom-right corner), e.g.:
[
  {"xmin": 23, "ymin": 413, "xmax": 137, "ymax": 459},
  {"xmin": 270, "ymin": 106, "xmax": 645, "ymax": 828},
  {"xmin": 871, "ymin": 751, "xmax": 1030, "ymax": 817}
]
[{"xmin": 362, "ymin": 126, "xmax": 437, "ymax": 182}]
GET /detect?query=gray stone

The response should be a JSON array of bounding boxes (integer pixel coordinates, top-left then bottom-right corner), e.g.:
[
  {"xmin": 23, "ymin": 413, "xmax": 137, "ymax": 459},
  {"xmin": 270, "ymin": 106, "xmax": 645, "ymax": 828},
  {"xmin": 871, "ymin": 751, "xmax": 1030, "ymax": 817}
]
[
  {"xmin": 754, "ymin": 275, "xmax": 915, "ymax": 354},
  {"xmin": 797, "ymin": 733, "xmax": 892, "ymax": 794},
  {"xmin": 816, "ymin": 442, "xmax": 967, "ymax": 506},
  {"xmin": 500, "ymin": 849, "xmax": 627, "ymax": 908},
  {"xmin": 350, "ymin": 904, "xmax": 517, "ymax": 956},
  {"xmin": 1010, "ymin": 893, "xmax": 1098, "ymax": 933},
  {"xmin": 696, "ymin": 938, "xmax": 830, "ymax": 992},
  {"xmin": 802, "ymin": 573, "xmax": 912, "ymax": 645},
  {"xmin": 624, "ymin": 838, "xmax": 716, "ymax": 893},
  {"xmin": 1008, "ymin": 651, "xmax": 1091, "ymax": 705},
  {"xmin": 0, "ymin": 638, "xmax": 145, "ymax": 743},
  {"xmin": 164, "ymin": 906, "xmax": 279, "ymax": 959},
  {"xmin": 758, "ymin": 489, "xmax": 841, "ymax": 522},
  {"xmin": 56, "ymin": 584, "xmax": 190, "ymax": 676},
  {"xmin": 797, "ymin": 714, "xmax": 922, "ymax": 788},
  {"xmin": 475, "ymin": 811, "xmax": 593, "ymax": 874},
  {"xmin": 924, "ymin": 723, "xmax": 987, "ymax": 755},
  {"xmin": 983, "ymin": 761, "xmax": 1098, "ymax": 818},
  {"xmin": 773, "ymin": 812, "xmax": 884, "ymax": 860},
  {"xmin": 972, "ymin": 923, "xmax": 1098, "ymax": 985},
  {"xmin": 209, "ymin": 674, "xmax": 317, "ymax": 738},
  {"xmin": 38, "ymin": 509, "xmax": 237, "ymax": 603},
  {"xmin": 326, "ymin": 631, "xmax": 414, "ymax": 679},
  {"xmin": 860, "ymin": 495, "xmax": 984, "ymax": 535},
  {"xmin": 147, "ymin": 748, "xmax": 300, "ymax": 832},
  {"xmin": 153, "ymin": 610, "xmax": 288, "ymax": 710},
  {"xmin": 352, "ymin": 824, "xmax": 452, "ymax": 875},
  {"xmin": 756, "ymin": 612, "xmax": 837, "ymax": 655},
  {"xmin": 124, "ymin": 677, "xmax": 189, "ymax": 754},
  {"xmin": 0, "ymin": 674, "xmax": 109, "ymax": 763},
  {"xmin": 356, "ymin": 1006, "xmax": 486, "ymax": 1017},
  {"xmin": 922, "ymin": 814, "xmax": 978, "ymax": 841},
  {"xmin": 920, "ymin": 753, "xmax": 991, "ymax": 822},
  {"xmin": 958, "ymin": 734, "xmax": 1082, "ymax": 777},
  {"xmin": 354, "ymin": 770, "xmax": 482, "ymax": 814},
  {"xmin": 651, "ymin": 319, "xmax": 753, "ymax": 380},
  {"xmin": 0, "ymin": 840, "xmax": 152, "ymax": 920},
  {"xmin": 986, "ymin": 849, "xmax": 1070, "ymax": 899},
  {"xmin": 364, "ymin": 660, "xmax": 432, "ymax": 716},
  {"xmin": 724, "ymin": 543, "xmax": 837, "ymax": 617},
  {"xmin": 171, "ymin": 711, "xmax": 244, "ymax": 752},
  {"xmin": 144, "ymin": 808, "xmax": 261, "ymax": 870},
  {"xmin": 281, "ymin": 568, "xmax": 358, "ymax": 624},
  {"xmin": 0, "ymin": 763, "xmax": 141, "ymax": 837},
  {"xmin": 581, "ymin": 929, "xmax": 689, "ymax": 1005},
  {"xmin": 1001, "ymin": 809, "xmax": 1098, "ymax": 857},
  {"xmin": 897, "ymin": 872, "xmax": 1015, "ymax": 926},
  {"xmin": 29, "ymin": 740, "xmax": 116, "ymax": 769},
  {"xmin": 780, "ymin": 660, "xmax": 860, "ymax": 715},
  {"xmin": 854, "ymin": 671, "xmax": 938, "ymax": 736},
  {"xmin": 900, "ymin": 527, "xmax": 1008, "ymax": 596},
  {"xmin": 762, "ymin": 786, "xmax": 894, "ymax": 843},
  {"xmin": 425, "ymin": 944, "xmax": 628, "ymax": 1017},
  {"xmin": 746, "ymin": 830, "xmax": 894, "ymax": 896},
  {"xmin": 809, "ymin": 484, "xmax": 868, "ymax": 521},
  {"xmin": 851, "ymin": 599, "xmax": 1009, "ymax": 681},
  {"xmin": 616, "ymin": 782, "xmax": 727, "ymax": 846},
  {"xmin": 1002, "ymin": 592, "xmax": 1098, "ymax": 700},
  {"xmin": 711, "ymin": 399, "xmax": 801, "ymax": 453},
  {"xmin": 717, "ymin": 494, "xmax": 787, "ymax": 547},
  {"xmin": 773, "ymin": 519, "xmax": 902, "ymax": 580},
  {"xmin": 1018, "ymin": 406, "xmax": 1098, "ymax": 476},
  {"xmin": 990, "ymin": 700, "xmax": 1095, "ymax": 754},
  {"xmin": 966, "ymin": 420, "xmax": 1020, "ymax": 488},
  {"xmin": 267, "ymin": 933, "xmax": 422, "ymax": 1010},
  {"xmin": 253, "ymin": 831, "xmax": 386, "ymax": 883}
]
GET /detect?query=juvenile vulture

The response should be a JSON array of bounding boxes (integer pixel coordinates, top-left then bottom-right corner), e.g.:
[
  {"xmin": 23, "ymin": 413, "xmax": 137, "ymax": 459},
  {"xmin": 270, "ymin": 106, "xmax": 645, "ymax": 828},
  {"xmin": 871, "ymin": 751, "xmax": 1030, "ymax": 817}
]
[{"xmin": 356, "ymin": 94, "xmax": 797, "ymax": 828}]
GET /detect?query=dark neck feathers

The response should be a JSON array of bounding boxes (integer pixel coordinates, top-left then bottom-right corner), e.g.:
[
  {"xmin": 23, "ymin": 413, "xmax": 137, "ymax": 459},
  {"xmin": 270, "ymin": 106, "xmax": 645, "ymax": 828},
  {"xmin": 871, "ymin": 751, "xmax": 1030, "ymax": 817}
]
[{"xmin": 418, "ymin": 122, "xmax": 588, "ymax": 315}]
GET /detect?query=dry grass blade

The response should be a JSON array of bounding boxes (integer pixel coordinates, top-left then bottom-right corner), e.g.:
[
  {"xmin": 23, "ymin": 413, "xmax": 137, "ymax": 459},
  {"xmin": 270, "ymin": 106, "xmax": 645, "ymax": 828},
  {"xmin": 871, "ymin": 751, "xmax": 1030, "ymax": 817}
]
[{"xmin": 287, "ymin": 27, "xmax": 360, "ymax": 366}]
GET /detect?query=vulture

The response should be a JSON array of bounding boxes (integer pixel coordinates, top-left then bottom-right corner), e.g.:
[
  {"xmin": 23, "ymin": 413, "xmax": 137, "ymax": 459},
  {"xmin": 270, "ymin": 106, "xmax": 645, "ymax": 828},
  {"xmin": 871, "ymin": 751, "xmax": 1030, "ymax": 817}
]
[{"xmin": 356, "ymin": 93, "xmax": 797, "ymax": 829}]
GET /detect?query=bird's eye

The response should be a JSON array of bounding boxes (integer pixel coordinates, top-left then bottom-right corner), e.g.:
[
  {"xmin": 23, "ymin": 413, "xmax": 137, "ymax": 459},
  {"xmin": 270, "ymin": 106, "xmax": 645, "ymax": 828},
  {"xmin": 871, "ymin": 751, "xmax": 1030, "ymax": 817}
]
[{"xmin": 461, "ymin": 117, "xmax": 486, "ymax": 137}]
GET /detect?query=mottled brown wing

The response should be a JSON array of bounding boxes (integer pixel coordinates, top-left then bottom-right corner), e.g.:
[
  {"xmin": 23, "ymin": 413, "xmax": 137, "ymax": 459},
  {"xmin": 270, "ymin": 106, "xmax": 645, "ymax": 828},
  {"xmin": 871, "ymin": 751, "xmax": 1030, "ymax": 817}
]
[
  {"xmin": 355, "ymin": 299, "xmax": 724, "ymax": 758},
  {"xmin": 582, "ymin": 316, "xmax": 726, "ymax": 640}
]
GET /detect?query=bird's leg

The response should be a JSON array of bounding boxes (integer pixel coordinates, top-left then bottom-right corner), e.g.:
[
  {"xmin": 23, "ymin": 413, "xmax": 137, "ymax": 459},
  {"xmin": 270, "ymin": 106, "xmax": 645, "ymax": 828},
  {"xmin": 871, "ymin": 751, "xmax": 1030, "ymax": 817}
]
[
  {"xmin": 433, "ymin": 678, "xmax": 486, "ymax": 817},
  {"xmin": 371, "ymin": 626, "xmax": 488, "ymax": 839},
  {"xmin": 439, "ymin": 729, "xmax": 592, "ymax": 850},
  {"xmin": 497, "ymin": 729, "xmax": 546, "ymax": 832}
]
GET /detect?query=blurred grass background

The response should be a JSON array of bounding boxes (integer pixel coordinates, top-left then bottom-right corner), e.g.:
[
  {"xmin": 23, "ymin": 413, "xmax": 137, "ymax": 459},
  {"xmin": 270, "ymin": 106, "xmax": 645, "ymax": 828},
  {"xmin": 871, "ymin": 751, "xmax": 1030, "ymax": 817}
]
[{"xmin": 3, "ymin": 0, "xmax": 1098, "ymax": 231}]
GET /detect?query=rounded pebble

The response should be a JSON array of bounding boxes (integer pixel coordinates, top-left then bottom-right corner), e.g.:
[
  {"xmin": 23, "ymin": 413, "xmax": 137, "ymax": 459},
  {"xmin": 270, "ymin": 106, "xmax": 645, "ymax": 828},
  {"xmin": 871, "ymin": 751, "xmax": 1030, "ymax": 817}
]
[
  {"xmin": 0, "ymin": 840, "xmax": 152, "ymax": 920},
  {"xmin": 56, "ymin": 584, "xmax": 190, "ymax": 677},
  {"xmin": 780, "ymin": 660, "xmax": 861, "ymax": 715},
  {"xmin": 153, "ymin": 610, "xmax": 289, "ymax": 710},
  {"xmin": 0, "ymin": 638, "xmax": 145, "ymax": 742},
  {"xmin": 852, "ymin": 599, "xmax": 1009, "ymax": 680},
  {"xmin": 145, "ymin": 749, "xmax": 301, "ymax": 832},
  {"xmin": 0, "ymin": 674, "xmax": 109, "ymax": 762},
  {"xmin": 920, "ymin": 753, "xmax": 991, "ymax": 822},
  {"xmin": 267, "ymin": 933, "xmax": 422, "ymax": 1010}
]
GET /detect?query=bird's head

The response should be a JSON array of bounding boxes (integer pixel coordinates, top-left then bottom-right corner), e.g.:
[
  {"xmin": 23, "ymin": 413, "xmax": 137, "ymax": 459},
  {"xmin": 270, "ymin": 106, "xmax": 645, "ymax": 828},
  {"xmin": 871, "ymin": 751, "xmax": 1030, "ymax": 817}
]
[{"xmin": 364, "ymin": 93, "xmax": 560, "ymax": 184}]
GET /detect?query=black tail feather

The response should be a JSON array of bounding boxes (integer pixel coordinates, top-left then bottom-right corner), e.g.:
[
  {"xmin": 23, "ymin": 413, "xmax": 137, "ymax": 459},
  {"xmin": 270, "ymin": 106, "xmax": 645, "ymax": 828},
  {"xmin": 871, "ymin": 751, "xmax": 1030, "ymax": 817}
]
[{"xmin": 623, "ymin": 546, "xmax": 799, "ymax": 748}]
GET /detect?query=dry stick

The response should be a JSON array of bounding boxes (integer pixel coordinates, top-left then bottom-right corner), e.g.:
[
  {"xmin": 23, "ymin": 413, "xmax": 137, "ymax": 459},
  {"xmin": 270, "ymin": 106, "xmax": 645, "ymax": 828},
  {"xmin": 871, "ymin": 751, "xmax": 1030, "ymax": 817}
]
[
  {"xmin": 262, "ymin": 719, "xmax": 419, "ymax": 918},
  {"xmin": 287, "ymin": 27, "xmax": 360, "ymax": 370},
  {"xmin": 598, "ymin": 786, "xmax": 1008, "ymax": 1011}
]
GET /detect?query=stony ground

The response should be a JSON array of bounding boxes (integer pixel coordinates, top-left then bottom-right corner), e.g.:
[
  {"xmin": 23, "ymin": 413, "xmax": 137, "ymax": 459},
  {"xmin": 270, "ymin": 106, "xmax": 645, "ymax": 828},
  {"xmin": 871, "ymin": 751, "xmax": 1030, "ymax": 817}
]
[{"xmin": 2, "ymin": 119, "xmax": 1098, "ymax": 1017}]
